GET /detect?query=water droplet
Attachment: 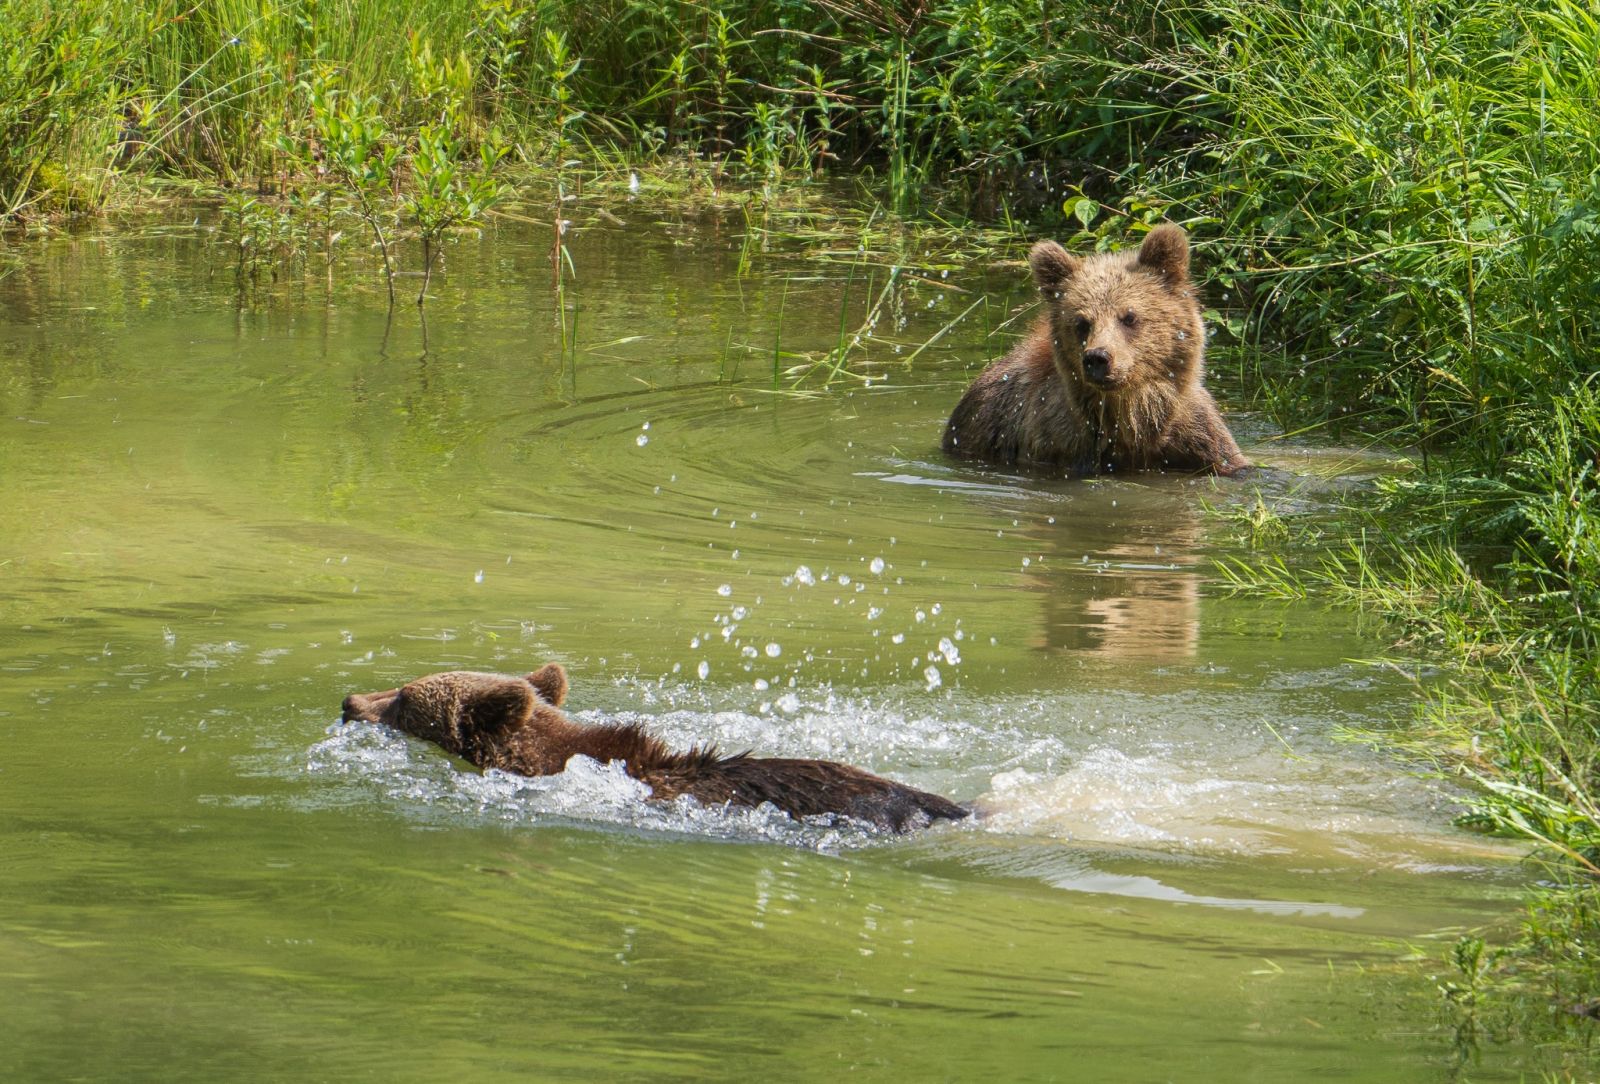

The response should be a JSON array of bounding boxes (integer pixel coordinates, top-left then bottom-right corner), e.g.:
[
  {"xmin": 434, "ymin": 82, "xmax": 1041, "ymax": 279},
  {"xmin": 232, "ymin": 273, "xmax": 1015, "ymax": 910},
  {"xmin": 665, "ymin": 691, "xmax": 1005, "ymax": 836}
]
[
  {"xmin": 717, "ymin": 584, "xmax": 732, "ymax": 597},
  {"xmin": 870, "ymin": 557, "xmax": 885, "ymax": 574},
  {"xmin": 938, "ymin": 637, "xmax": 960, "ymax": 665},
  {"xmin": 915, "ymin": 610, "xmax": 927, "ymax": 623},
  {"xmin": 474, "ymin": 569, "xmax": 484, "ymax": 583},
  {"xmin": 636, "ymin": 433, "xmax": 649, "ymax": 446},
  {"xmin": 764, "ymin": 643, "xmax": 781, "ymax": 658},
  {"xmin": 697, "ymin": 660, "xmax": 710, "ymax": 680},
  {"xmin": 891, "ymin": 633, "xmax": 905, "ymax": 644},
  {"xmin": 923, "ymin": 665, "xmax": 942, "ymax": 691}
]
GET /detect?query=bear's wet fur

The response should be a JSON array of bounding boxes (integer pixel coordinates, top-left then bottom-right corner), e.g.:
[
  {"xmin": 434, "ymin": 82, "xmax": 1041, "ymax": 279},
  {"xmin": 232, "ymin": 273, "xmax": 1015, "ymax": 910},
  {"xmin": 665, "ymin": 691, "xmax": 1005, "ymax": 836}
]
[
  {"xmin": 340, "ymin": 664, "xmax": 967, "ymax": 833},
  {"xmin": 942, "ymin": 224, "xmax": 1250, "ymax": 476}
]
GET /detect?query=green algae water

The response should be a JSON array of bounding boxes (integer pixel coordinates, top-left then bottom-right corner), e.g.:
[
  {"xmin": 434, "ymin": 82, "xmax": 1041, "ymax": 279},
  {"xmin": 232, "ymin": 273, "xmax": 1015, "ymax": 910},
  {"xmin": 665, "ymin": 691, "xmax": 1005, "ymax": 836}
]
[{"xmin": 0, "ymin": 213, "xmax": 1531, "ymax": 1080}]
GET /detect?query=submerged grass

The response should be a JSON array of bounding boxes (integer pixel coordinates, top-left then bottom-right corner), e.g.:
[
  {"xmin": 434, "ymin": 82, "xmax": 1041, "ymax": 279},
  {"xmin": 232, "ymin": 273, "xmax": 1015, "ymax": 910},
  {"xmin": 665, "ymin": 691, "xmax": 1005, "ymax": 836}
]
[{"xmin": 9, "ymin": 0, "xmax": 1600, "ymax": 1060}]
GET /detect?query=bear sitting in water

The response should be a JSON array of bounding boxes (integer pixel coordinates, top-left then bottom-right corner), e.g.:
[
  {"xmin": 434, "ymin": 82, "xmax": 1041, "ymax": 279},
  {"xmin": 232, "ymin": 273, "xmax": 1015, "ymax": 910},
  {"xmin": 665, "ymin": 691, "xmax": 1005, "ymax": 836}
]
[
  {"xmin": 942, "ymin": 224, "xmax": 1250, "ymax": 476},
  {"xmin": 340, "ymin": 663, "xmax": 967, "ymax": 833}
]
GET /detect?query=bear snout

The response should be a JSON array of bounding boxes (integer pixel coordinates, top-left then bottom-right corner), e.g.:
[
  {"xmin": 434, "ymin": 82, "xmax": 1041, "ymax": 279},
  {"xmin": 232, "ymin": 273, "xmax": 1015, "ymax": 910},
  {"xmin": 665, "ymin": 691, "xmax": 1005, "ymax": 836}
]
[
  {"xmin": 1082, "ymin": 348, "xmax": 1114, "ymax": 386},
  {"xmin": 341, "ymin": 689, "xmax": 397, "ymax": 724}
]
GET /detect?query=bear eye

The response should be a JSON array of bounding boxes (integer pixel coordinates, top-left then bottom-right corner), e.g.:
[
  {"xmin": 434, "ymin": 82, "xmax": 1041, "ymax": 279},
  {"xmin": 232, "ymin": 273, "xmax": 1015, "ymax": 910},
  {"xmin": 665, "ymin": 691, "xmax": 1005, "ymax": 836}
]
[
  {"xmin": 1119, "ymin": 311, "xmax": 1139, "ymax": 329},
  {"xmin": 1074, "ymin": 317, "xmax": 1091, "ymax": 341}
]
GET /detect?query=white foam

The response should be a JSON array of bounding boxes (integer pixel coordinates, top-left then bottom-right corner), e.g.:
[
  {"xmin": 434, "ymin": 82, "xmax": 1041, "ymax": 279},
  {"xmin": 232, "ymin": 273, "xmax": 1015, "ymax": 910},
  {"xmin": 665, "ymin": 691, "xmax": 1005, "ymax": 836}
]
[
  {"xmin": 306, "ymin": 721, "xmax": 892, "ymax": 851},
  {"xmin": 303, "ymin": 680, "xmax": 1513, "ymax": 873}
]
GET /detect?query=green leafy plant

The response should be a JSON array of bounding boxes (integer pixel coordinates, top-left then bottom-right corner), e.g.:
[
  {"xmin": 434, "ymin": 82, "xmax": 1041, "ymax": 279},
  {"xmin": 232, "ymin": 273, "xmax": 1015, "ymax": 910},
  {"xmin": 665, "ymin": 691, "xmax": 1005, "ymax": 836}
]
[
  {"xmin": 218, "ymin": 190, "xmax": 302, "ymax": 286},
  {"xmin": 307, "ymin": 72, "xmax": 400, "ymax": 305},
  {"xmin": 409, "ymin": 122, "xmax": 508, "ymax": 306}
]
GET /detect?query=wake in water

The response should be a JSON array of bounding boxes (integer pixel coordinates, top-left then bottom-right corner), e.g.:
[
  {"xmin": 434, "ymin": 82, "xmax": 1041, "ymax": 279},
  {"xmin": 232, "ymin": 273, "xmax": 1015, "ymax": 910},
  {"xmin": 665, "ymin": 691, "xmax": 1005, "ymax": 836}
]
[
  {"xmin": 305, "ymin": 677, "xmax": 1510, "ymax": 875},
  {"xmin": 307, "ymin": 720, "xmax": 889, "ymax": 851}
]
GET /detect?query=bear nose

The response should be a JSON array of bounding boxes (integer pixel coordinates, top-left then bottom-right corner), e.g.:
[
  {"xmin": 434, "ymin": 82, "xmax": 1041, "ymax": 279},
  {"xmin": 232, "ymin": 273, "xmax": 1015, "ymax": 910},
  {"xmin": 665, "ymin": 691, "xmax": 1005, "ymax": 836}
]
[
  {"xmin": 342, "ymin": 687, "xmax": 400, "ymax": 724},
  {"xmin": 1083, "ymin": 349, "xmax": 1112, "ymax": 384}
]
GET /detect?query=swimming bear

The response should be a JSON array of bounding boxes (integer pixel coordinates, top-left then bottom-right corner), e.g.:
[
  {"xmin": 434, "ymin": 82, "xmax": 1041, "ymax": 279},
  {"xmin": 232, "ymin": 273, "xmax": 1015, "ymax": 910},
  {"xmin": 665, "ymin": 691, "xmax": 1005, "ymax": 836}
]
[{"xmin": 340, "ymin": 663, "xmax": 967, "ymax": 833}]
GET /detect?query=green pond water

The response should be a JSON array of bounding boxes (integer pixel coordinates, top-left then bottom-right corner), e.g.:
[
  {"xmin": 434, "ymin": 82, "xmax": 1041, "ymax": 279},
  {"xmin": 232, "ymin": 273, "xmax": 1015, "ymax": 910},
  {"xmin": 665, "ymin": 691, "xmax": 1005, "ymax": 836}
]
[{"xmin": 0, "ymin": 211, "xmax": 1534, "ymax": 1080}]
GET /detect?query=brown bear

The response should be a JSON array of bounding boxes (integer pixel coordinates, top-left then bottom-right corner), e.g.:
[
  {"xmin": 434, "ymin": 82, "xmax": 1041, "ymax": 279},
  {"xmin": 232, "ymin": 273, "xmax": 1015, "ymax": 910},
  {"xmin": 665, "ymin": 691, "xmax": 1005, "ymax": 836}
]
[
  {"xmin": 942, "ymin": 224, "xmax": 1250, "ymax": 475},
  {"xmin": 340, "ymin": 663, "xmax": 967, "ymax": 833}
]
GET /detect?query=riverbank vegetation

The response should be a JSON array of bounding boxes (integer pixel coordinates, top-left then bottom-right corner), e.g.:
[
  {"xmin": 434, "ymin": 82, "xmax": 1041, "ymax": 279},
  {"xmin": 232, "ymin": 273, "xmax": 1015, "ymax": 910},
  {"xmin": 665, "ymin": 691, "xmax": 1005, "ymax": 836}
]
[{"xmin": 6, "ymin": 0, "xmax": 1599, "ymax": 1056}]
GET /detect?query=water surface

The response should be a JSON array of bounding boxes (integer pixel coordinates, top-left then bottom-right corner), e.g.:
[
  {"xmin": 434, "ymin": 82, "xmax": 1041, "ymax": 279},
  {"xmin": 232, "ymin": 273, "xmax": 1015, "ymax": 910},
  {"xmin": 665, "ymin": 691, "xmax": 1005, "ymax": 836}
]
[{"xmin": 0, "ymin": 212, "xmax": 1528, "ymax": 1079}]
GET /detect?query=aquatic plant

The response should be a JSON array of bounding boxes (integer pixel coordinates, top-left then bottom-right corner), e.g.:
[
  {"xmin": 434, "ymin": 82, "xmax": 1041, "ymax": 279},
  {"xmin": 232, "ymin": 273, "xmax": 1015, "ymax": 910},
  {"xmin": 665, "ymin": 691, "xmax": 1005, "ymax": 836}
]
[
  {"xmin": 406, "ymin": 39, "xmax": 508, "ymax": 306},
  {"xmin": 410, "ymin": 122, "xmax": 508, "ymax": 306},
  {"xmin": 218, "ymin": 190, "xmax": 303, "ymax": 285},
  {"xmin": 306, "ymin": 73, "xmax": 401, "ymax": 305}
]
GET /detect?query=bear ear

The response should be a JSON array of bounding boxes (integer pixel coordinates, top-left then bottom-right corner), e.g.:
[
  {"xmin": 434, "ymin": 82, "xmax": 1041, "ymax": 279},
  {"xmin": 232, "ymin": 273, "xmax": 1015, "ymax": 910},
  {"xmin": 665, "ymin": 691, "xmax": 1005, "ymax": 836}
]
[
  {"xmin": 525, "ymin": 662, "xmax": 568, "ymax": 707},
  {"xmin": 460, "ymin": 677, "xmax": 537, "ymax": 738},
  {"xmin": 1137, "ymin": 223, "xmax": 1190, "ymax": 282},
  {"xmin": 1029, "ymin": 240, "xmax": 1078, "ymax": 295}
]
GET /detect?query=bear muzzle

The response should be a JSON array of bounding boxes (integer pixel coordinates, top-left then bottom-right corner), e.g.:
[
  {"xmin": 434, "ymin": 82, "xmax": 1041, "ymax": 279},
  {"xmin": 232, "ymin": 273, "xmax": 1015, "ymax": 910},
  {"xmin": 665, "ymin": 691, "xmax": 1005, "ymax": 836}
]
[
  {"xmin": 1082, "ymin": 348, "xmax": 1118, "ymax": 388},
  {"xmin": 342, "ymin": 688, "xmax": 399, "ymax": 725}
]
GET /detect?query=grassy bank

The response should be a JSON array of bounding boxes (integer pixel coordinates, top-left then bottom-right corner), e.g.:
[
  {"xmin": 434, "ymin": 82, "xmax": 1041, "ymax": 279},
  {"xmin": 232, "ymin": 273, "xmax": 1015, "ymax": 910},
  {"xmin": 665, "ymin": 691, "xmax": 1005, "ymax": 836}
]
[
  {"xmin": 1148, "ymin": 0, "xmax": 1600, "ymax": 1054},
  {"xmin": 7, "ymin": 0, "xmax": 1600, "ymax": 1056}
]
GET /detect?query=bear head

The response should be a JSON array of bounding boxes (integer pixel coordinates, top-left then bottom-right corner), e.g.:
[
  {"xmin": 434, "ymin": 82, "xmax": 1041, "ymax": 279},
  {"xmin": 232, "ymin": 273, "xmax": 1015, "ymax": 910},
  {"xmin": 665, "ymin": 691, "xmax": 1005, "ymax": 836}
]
[
  {"xmin": 340, "ymin": 662, "xmax": 569, "ymax": 758},
  {"xmin": 1028, "ymin": 223, "xmax": 1205, "ymax": 397}
]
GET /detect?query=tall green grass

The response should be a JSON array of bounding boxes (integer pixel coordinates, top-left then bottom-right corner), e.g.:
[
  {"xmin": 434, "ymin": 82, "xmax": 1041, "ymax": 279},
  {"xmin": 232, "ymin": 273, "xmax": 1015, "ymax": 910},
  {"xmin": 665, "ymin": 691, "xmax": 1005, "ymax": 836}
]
[
  {"xmin": 1138, "ymin": 0, "xmax": 1600, "ymax": 1042},
  {"xmin": 0, "ymin": 1, "xmax": 131, "ymax": 216},
  {"xmin": 1143, "ymin": 0, "xmax": 1600, "ymax": 465},
  {"xmin": 1151, "ymin": 0, "xmax": 1600, "ymax": 792},
  {"xmin": 2, "ymin": 0, "xmax": 1169, "ymax": 218}
]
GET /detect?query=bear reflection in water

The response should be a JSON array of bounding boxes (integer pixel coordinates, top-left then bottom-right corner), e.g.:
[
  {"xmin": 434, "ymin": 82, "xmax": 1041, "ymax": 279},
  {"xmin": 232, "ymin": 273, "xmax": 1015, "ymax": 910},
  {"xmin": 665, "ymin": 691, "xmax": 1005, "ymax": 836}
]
[
  {"xmin": 340, "ymin": 663, "xmax": 967, "ymax": 833},
  {"xmin": 1023, "ymin": 499, "xmax": 1206, "ymax": 661}
]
